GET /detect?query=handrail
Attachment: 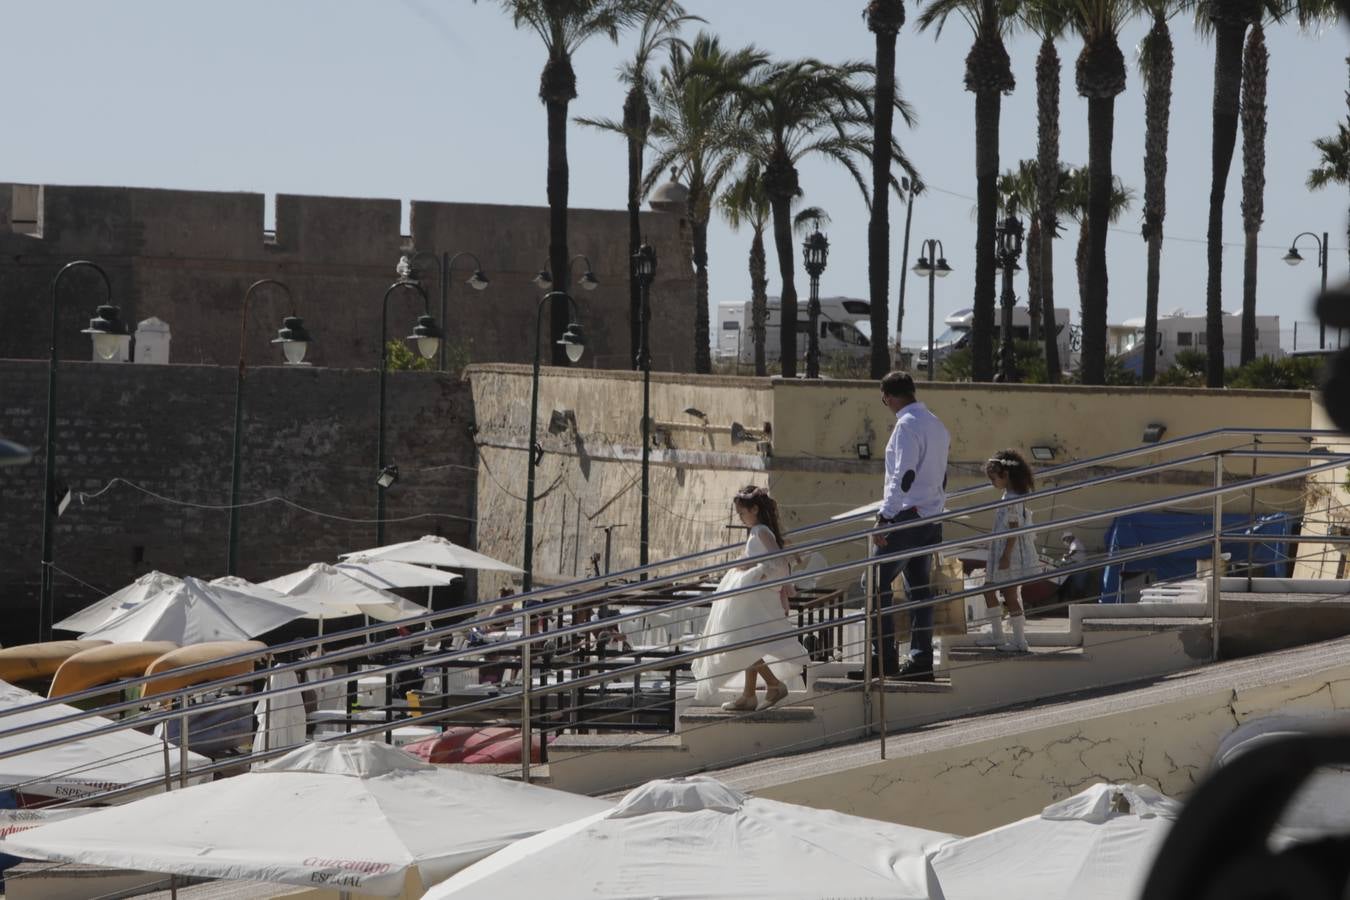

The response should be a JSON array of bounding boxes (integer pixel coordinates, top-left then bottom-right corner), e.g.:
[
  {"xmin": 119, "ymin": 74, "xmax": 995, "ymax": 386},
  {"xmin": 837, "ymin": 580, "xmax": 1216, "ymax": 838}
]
[
  {"xmin": 1, "ymin": 446, "xmax": 1344, "ymax": 756},
  {"xmin": 4, "ymin": 439, "xmax": 1326, "ymax": 723},
  {"xmin": 19, "ymin": 426, "xmax": 1332, "ymax": 718}
]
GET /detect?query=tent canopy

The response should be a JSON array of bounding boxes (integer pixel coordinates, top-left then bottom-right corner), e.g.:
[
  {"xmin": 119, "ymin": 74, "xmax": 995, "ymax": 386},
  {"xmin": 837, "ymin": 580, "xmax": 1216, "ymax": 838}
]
[
  {"xmin": 425, "ymin": 775, "xmax": 953, "ymax": 900},
  {"xmin": 341, "ymin": 535, "xmax": 522, "ymax": 574},
  {"xmin": 80, "ymin": 578, "xmax": 313, "ymax": 643},
  {"xmin": 0, "ymin": 740, "xmax": 607, "ymax": 897}
]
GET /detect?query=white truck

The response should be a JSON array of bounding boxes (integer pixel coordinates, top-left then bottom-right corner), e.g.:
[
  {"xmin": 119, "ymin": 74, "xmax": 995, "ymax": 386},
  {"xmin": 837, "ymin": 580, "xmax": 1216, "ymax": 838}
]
[
  {"xmin": 915, "ymin": 305, "xmax": 1073, "ymax": 373},
  {"xmin": 715, "ymin": 296, "xmax": 873, "ymax": 365},
  {"xmin": 1112, "ymin": 310, "xmax": 1283, "ymax": 375}
]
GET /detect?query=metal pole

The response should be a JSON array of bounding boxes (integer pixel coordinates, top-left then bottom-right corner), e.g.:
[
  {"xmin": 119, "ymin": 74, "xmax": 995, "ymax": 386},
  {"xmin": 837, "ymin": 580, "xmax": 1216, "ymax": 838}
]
[
  {"xmin": 1320, "ymin": 232, "xmax": 1329, "ymax": 350},
  {"xmin": 862, "ymin": 534, "xmax": 874, "ymax": 738},
  {"xmin": 178, "ymin": 693, "xmax": 191, "ymax": 790},
  {"xmin": 639, "ymin": 280, "xmax": 651, "ymax": 574},
  {"xmin": 926, "ymin": 266, "xmax": 936, "ymax": 382},
  {"xmin": 375, "ymin": 280, "xmax": 429, "ymax": 546},
  {"xmin": 806, "ymin": 271, "xmax": 821, "ymax": 379},
  {"xmin": 1211, "ymin": 454, "xmax": 1224, "ymax": 663},
  {"xmin": 896, "ymin": 184, "xmax": 916, "ymax": 363},
  {"xmin": 523, "ymin": 295, "xmax": 550, "ymax": 593},
  {"xmin": 999, "ymin": 261, "xmax": 1017, "ymax": 382},
  {"xmin": 521, "ymin": 632, "xmax": 533, "ymax": 784}
]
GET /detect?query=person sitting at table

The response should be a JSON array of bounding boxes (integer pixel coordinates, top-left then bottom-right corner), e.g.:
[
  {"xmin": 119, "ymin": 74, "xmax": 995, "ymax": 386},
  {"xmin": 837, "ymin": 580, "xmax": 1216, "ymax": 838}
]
[{"xmin": 692, "ymin": 486, "xmax": 807, "ymax": 712}]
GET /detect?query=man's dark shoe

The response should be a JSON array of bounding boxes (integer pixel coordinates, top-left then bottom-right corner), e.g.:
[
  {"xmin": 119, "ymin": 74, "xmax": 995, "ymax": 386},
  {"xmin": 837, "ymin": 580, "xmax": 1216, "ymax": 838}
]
[
  {"xmin": 894, "ymin": 656, "xmax": 935, "ymax": 683},
  {"xmin": 845, "ymin": 658, "xmax": 900, "ymax": 681}
]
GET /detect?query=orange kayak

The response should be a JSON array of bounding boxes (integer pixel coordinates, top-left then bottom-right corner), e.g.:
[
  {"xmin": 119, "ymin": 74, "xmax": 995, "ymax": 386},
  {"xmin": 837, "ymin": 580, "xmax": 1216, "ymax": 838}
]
[
  {"xmin": 48, "ymin": 641, "xmax": 178, "ymax": 699},
  {"xmin": 143, "ymin": 641, "xmax": 265, "ymax": 698},
  {"xmin": 0, "ymin": 641, "xmax": 110, "ymax": 686}
]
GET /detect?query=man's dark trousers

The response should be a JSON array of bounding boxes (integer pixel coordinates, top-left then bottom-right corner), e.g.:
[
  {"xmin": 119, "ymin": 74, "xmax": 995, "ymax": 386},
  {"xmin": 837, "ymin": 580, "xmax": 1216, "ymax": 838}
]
[{"xmin": 874, "ymin": 509, "xmax": 942, "ymax": 671}]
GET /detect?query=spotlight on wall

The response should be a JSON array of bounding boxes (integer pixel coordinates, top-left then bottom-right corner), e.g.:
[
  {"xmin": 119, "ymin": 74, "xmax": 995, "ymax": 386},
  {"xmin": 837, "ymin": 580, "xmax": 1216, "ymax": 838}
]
[
  {"xmin": 1142, "ymin": 423, "xmax": 1167, "ymax": 444},
  {"xmin": 547, "ymin": 408, "xmax": 576, "ymax": 436},
  {"xmin": 730, "ymin": 422, "xmax": 748, "ymax": 445},
  {"xmin": 1030, "ymin": 445, "xmax": 1056, "ymax": 462},
  {"xmin": 683, "ymin": 406, "xmax": 707, "ymax": 422},
  {"xmin": 856, "ymin": 442, "xmax": 872, "ymax": 461},
  {"xmin": 376, "ymin": 465, "xmax": 399, "ymax": 489}
]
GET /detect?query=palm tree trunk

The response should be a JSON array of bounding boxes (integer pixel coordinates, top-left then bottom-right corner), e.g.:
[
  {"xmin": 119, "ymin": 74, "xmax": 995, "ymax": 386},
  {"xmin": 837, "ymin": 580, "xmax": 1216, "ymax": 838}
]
[
  {"xmin": 692, "ymin": 216, "xmax": 711, "ymax": 373},
  {"xmin": 1077, "ymin": 222, "xmax": 1089, "ymax": 335},
  {"xmin": 972, "ymin": 90, "xmax": 1000, "ymax": 382},
  {"xmin": 1204, "ymin": 20, "xmax": 1251, "ymax": 387},
  {"xmin": 1036, "ymin": 37, "xmax": 1062, "ymax": 384},
  {"xmin": 627, "ymin": 129, "xmax": 644, "ymax": 370},
  {"xmin": 770, "ymin": 194, "xmax": 799, "ymax": 378},
  {"xmin": 1240, "ymin": 23, "xmax": 1268, "ymax": 366},
  {"xmin": 546, "ymin": 95, "xmax": 571, "ymax": 366},
  {"xmin": 751, "ymin": 229, "xmax": 768, "ymax": 376},
  {"xmin": 1145, "ymin": 235, "xmax": 1162, "ymax": 375},
  {"xmin": 1026, "ymin": 217, "xmax": 1043, "ymax": 352},
  {"xmin": 1081, "ymin": 95, "xmax": 1115, "ymax": 385},
  {"xmin": 869, "ymin": 20, "xmax": 899, "ymax": 379},
  {"xmin": 1140, "ymin": 15, "xmax": 1173, "ymax": 384}
]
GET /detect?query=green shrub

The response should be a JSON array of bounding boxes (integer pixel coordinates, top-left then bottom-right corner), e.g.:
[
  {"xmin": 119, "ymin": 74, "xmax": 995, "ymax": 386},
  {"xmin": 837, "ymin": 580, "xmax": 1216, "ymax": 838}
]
[{"xmin": 384, "ymin": 340, "xmax": 433, "ymax": 372}]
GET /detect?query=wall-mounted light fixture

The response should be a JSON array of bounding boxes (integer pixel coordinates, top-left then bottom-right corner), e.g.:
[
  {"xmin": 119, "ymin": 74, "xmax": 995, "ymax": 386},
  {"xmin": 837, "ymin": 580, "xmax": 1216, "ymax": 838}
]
[
  {"xmin": 856, "ymin": 442, "xmax": 872, "ymax": 461},
  {"xmin": 1030, "ymin": 445, "xmax": 1056, "ymax": 462},
  {"xmin": 376, "ymin": 465, "xmax": 399, "ymax": 489},
  {"xmin": 547, "ymin": 408, "xmax": 577, "ymax": 436},
  {"xmin": 1142, "ymin": 423, "xmax": 1167, "ymax": 444},
  {"xmin": 684, "ymin": 407, "xmax": 707, "ymax": 422}
]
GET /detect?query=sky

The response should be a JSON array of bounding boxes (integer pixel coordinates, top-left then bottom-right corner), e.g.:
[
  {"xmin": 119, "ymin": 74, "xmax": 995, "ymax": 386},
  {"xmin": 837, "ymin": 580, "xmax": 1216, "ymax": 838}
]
[{"xmin": 6, "ymin": 0, "xmax": 1348, "ymax": 351}]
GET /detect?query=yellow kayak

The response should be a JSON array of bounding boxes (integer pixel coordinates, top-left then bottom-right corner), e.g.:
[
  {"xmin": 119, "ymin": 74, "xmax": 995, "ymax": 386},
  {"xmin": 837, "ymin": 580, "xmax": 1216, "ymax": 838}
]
[
  {"xmin": 48, "ymin": 641, "xmax": 178, "ymax": 699},
  {"xmin": 143, "ymin": 641, "xmax": 265, "ymax": 698},
  {"xmin": 0, "ymin": 641, "xmax": 110, "ymax": 686}
]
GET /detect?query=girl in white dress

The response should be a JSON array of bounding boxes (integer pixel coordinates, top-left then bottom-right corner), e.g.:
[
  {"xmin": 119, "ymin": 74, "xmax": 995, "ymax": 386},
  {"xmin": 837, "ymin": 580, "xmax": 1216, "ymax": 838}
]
[
  {"xmin": 980, "ymin": 450, "xmax": 1039, "ymax": 653},
  {"xmin": 692, "ymin": 486, "xmax": 808, "ymax": 711}
]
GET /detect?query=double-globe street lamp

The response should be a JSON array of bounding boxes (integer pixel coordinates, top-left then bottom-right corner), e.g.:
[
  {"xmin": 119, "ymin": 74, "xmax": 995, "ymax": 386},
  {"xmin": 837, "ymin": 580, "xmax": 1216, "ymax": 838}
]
[
  {"xmin": 912, "ymin": 241, "xmax": 953, "ymax": 381},
  {"xmin": 397, "ymin": 251, "xmax": 490, "ymax": 371},
  {"xmin": 522, "ymin": 292, "xmax": 587, "ymax": 592},
  {"xmin": 376, "ymin": 278, "xmax": 444, "ymax": 545},
  {"xmin": 40, "ymin": 261, "xmax": 132, "ymax": 640},
  {"xmin": 995, "ymin": 217, "xmax": 1025, "ymax": 384},
  {"xmin": 1283, "ymin": 231, "xmax": 1330, "ymax": 349},
  {"xmin": 634, "ymin": 243, "xmax": 656, "ymax": 571},
  {"xmin": 535, "ymin": 256, "xmax": 597, "ymax": 367},
  {"xmin": 225, "ymin": 279, "xmax": 314, "ymax": 576},
  {"xmin": 803, "ymin": 227, "xmax": 830, "ymax": 379}
]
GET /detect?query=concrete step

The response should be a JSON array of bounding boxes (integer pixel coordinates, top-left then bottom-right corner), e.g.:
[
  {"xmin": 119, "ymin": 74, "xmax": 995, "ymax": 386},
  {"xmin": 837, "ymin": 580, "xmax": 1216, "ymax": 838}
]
[
  {"xmin": 1080, "ymin": 616, "xmax": 1211, "ymax": 633},
  {"xmin": 814, "ymin": 676, "xmax": 954, "ymax": 694},
  {"xmin": 551, "ymin": 733, "xmax": 686, "ymax": 753},
  {"xmin": 680, "ymin": 704, "xmax": 817, "ymax": 724},
  {"xmin": 945, "ymin": 646, "xmax": 1088, "ymax": 663}
]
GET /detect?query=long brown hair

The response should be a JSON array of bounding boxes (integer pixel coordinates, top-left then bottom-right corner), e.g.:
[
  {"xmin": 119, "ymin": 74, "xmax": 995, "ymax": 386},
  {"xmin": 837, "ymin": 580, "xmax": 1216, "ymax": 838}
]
[
  {"xmin": 733, "ymin": 485, "xmax": 785, "ymax": 548},
  {"xmin": 984, "ymin": 449, "xmax": 1036, "ymax": 494}
]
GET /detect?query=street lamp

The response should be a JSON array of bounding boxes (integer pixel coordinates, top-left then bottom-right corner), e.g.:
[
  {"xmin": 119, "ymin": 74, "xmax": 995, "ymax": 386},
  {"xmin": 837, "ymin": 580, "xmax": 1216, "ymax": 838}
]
[
  {"xmin": 1284, "ymin": 231, "xmax": 1329, "ymax": 349},
  {"xmin": 912, "ymin": 240, "xmax": 952, "ymax": 381},
  {"xmin": 41, "ymin": 261, "xmax": 128, "ymax": 640},
  {"xmin": 226, "ymin": 279, "xmax": 313, "ymax": 576},
  {"xmin": 523, "ymin": 291, "xmax": 586, "ymax": 591},
  {"xmin": 533, "ymin": 255, "xmax": 599, "ymax": 293},
  {"xmin": 995, "ymin": 216, "xmax": 1025, "ymax": 383},
  {"xmin": 376, "ymin": 278, "xmax": 443, "ymax": 545},
  {"xmin": 397, "ymin": 251, "xmax": 489, "ymax": 371},
  {"xmin": 803, "ymin": 227, "xmax": 830, "ymax": 379},
  {"xmin": 633, "ymin": 242, "xmax": 657, "ymax": 572}
]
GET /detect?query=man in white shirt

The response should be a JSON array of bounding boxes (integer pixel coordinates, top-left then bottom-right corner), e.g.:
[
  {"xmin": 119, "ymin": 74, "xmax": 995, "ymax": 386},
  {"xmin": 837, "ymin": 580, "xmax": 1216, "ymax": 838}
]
[{"xmin": 849, "ymin": 371, "xmax": 950, "ymax": 682}]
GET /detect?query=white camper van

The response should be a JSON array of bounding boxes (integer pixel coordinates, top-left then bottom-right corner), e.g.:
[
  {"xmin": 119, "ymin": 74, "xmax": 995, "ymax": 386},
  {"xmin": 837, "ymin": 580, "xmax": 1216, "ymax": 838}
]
[
  {"xmin": 914, "ymin": 305, "xmax": 1073, "ymax": 373},
  {"xmin": 1113, "ymin": 309, "xmax": 1283, "ymax": 375},
  {"xmin": 715, "ymin": 297, "xmax": 872, "ymax": 365}
]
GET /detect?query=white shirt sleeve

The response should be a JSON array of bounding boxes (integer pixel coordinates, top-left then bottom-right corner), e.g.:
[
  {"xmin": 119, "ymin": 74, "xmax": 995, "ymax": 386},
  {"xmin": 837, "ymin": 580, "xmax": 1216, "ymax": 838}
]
[
  {"xmin": 741, "ymin": 525, "xmax": 788, "ymax": 584},
  {"xmin": 880, "ymin": 422, "xmax": 922, "ymax": 520}
]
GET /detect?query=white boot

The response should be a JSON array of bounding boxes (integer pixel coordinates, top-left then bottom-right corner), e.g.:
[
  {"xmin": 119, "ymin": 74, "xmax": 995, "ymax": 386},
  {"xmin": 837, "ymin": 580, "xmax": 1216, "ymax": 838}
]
[
  {"xmin": 975, "ymin": 608, "xmax": 1004, "ymax": 646},
  {"xmin": 1002, "ymin": 614, "xmax": 1030, "ymax": 653}
]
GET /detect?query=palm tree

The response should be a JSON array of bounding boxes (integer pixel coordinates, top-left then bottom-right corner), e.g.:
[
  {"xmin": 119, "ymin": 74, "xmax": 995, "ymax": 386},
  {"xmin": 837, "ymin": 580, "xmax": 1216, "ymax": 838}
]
[
  {"xmin": 477, "ymin": 0, "xmax": 647, "ymax": 364},
  {"xmin": 866, "ymin": 0, "xmax": 907, "ymax": 378},
  {"xmin": 719, "ymin": 164, "xmax": 773, "ymax": 375},
  {"xmin": 918, "ymin": 0, "xmax": 1016, "ymax": 383},
  {"xmin": 576, "ymin": 1, "xmax": 699, "ymax": 369},
  {"xmin": 644, "ymin": 34, "xmax": 765, "ymax": 374},
  {"xmin": 1069, "ymin": 0, "xmax": 1132, "ymax": 386},
  {"xmin": 1022, "ymin": 0, "xmax": 1071, "ymax": 382},
  {"xmin": 1239, "ymin": 19, "xmax": 1268, "ymax": 365},
  {"xmin": 1191, "ymin": 0, "xmax": 1264, "ymax": 387},
  {"xmin": 734, "ymin": 58, "xmax": 916, "ymax": 378},
  {"xmin": 1138, "ymin": 1, "xmax": 1178, "ymax": 382},
  {"xmin": 1064, "ymin": 167, "xmax": 1134, "ymax": 354},
  {"xmin": 1307, "ymin": 62, "xmax": 1350, "ymax": 268}
]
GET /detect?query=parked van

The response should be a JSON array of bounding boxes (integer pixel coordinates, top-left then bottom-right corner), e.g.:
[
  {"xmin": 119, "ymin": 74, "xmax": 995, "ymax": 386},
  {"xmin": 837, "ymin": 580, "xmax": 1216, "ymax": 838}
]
[
  {"xmin": 1113, "ymin": 310, "xmax": 1283, "ymax": 375},
  {"xmin": 914, "ymin": 305, "xmax": 1073, "ymax": 373},
  {"xmin": 715, "ymin": 297, "xmax": 872, "ymax": 365}
]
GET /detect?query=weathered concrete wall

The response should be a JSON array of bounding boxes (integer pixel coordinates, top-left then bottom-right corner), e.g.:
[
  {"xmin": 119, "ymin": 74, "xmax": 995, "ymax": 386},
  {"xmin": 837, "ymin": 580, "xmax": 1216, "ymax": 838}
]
[
  {"xmin": 0, "ymin": 359, "xmax": 474, "ymax": 645},
  {"xmin": 0, "ymin": 184, "xmax": 696, "ymax": 372},
  {"xmin": 754, "ymin": 659, "xmax": 1350, "ymax": 836}
]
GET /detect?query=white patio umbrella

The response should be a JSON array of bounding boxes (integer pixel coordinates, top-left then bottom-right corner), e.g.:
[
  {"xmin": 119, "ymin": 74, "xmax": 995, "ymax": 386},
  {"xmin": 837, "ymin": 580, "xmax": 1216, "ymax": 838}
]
[
  {"xmin": 0, "ymin": 740, "xmax": 609, "ymax": 897},
  {"xmin": 0, "ymin": 679, "xmax": 210, "ymax": 802},
  {"xmin": 334, "ymin": 556, "xmax": 462, "ymax": 591},
  {"xmin": 341, "ymin": 535, "xmax": 522, "ymax": 574},
  {"xmin": 925, "ymin": 783, "xmax": 1180, "ymax": 900},
  {"xmin": 79, "ymin": 577, "xmax": 314, "ymax": 644},
  {"xmin": 260, "ymin": 563, "xmax": 426, "ymax": 631},
  {"xmin": 54, "ymin": 571, "xmax": 181, "ymax": 634},
  {"xmin": 208, "ymin": 575, "xmax": 291, "ymax": 603},
  {"xmin": 424, "ymin": 776, "xmax": 954, "ymax": 900}
]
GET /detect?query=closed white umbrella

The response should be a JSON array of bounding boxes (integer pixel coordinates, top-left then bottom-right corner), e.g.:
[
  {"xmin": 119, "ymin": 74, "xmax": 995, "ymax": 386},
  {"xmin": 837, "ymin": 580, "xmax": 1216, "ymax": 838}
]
[
  {"xmin": 54, "ymin": 571, "xmax": 182, "ymax": 634},
  {"xmin": 341, "ymin": 535, "xmax": 522, "ymax": 574},
  {"xmin": 335, "ymin": 556, "xmax": 461, "ymax": 590},
  {"xmin": 925, "ymin": 783, "xmax": 1180, "ymax": 900},
  {"xmin": 79, "ymin": 578, "xmax": 313, "ymax": 644},
  {"xmin": 260, "ymin": 563, "xmax": 424, "ymax": 627},
  {"xmin": 0, "ymin": 680, "xmax": 210, "ymax": 802},
  {"xmin": 0, "ymin": 740, "xmax": 609, "ymax": 897},
  {"xmin": 425, "ymin": 776, "xmax": 954, "ymax": 900}
]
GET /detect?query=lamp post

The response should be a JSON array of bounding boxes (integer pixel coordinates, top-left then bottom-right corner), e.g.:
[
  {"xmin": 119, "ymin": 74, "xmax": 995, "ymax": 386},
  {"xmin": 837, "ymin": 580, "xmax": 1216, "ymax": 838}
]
[
  {"xmin": 534, "ymin": 256, "xmax": 597, "ymax": 366},
  {"xmin": 803, "ymin": 227, "xmax": 830, "ymax": 379},
  {"xmin": 523, "ymin": 291, "xmax": 586, "ymax": 592},
  {"xmin": 995, "ymin": 216, "xmax": 1025, "ymax": 383},
  {"xmin": 40, "ymin": 261, "xmax": 129, "ymax": 640},
  {"xmin": 397, "ymin": 251, "xmax": 489, "ymax": 371},
  {"xmin": 376, "ymin": 278, "xmax": 443, "ymax": 545},
  {"xmin": 1283, "ymin": 231, "xmax": 1329, "ymax": 349},
  {"xmin": 633, "ymin": 243, "xmax": 657, "ymax": 572},
  {"xmin": 912, "ymin": 240, "xmax": 952, "ymax": 381},
  {"xmin": 225, "ymin": 279, "xmax": 312, "ymax": 576}
]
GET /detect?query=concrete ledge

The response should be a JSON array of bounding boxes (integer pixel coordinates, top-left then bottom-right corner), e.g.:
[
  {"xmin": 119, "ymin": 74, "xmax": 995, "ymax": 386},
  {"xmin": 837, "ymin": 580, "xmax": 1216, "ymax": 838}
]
[
  {"xmin": 552, "ymin": 733, "xmax": 686, "ymax": 752},
  {"xmin": 814, "ymin": 676, "xmax": 954, "ymax": 694},
  {"xmin": 946, "ymin": 646, "xmax": 1088, "ymax": 663},
  {"xmin": 1081, "ymin": 617, "xmax": 1212, "ymax": 632},
  {"xmin": 680, "ymin": 705, "xmax": 817, "ymax": 724}
]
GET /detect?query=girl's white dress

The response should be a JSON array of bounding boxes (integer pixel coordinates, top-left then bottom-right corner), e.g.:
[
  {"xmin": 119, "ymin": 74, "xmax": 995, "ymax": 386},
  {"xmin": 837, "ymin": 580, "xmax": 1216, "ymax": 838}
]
[
  {"xmin": 692, "ymin": 525, "xmax": 809, "ymax": 703},
  {"xmin": 987, "ymin": 489, "xmax": 1040, "ymax": 584}
]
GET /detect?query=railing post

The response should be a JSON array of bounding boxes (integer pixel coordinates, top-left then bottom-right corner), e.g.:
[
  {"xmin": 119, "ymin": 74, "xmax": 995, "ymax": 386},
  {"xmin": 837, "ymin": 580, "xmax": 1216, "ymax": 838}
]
[
  {"xmin": 177, "ymin": 691, "xmax": 191, "ymax": 790},
  {"xmin": 862, "ymin": 533, "xmax": 874, "ymax": 738},
  {"xmin": 521, "ymin": 627, "xmax": 533, "ymax": 784},
  {"xmin": 1211, "ymin": 454, "xmax": 1224, "ymax": 663}
]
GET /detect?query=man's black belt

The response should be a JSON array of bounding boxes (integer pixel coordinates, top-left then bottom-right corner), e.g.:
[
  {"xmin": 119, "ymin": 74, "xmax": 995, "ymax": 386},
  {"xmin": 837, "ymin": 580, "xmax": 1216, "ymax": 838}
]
[{"xmin": 878, "ymin": 508, "xmax": 922, "ymax": 525}]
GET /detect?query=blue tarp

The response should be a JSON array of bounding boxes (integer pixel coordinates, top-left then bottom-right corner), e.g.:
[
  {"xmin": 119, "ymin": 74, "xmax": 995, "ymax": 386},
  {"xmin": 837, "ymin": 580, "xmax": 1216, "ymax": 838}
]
[{"xmin": 1099, "ymin": 511, "xmax": 1296, "ymax": 603}]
